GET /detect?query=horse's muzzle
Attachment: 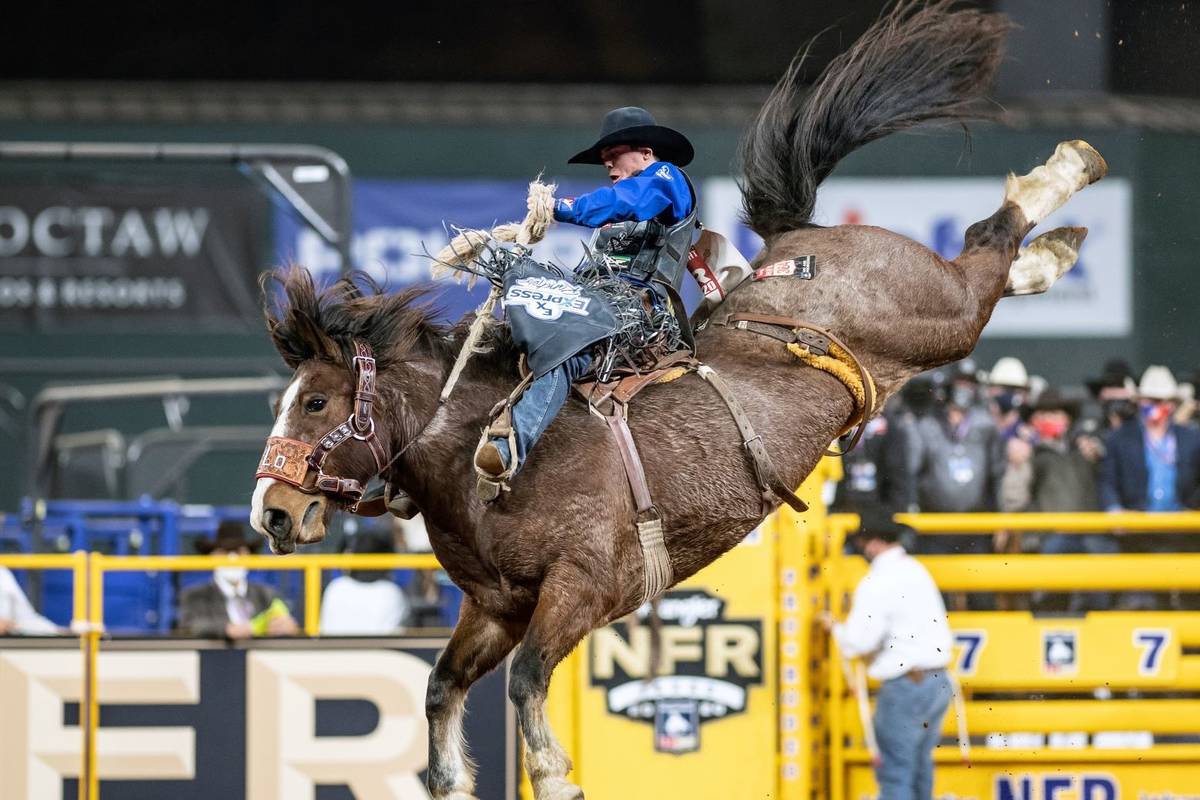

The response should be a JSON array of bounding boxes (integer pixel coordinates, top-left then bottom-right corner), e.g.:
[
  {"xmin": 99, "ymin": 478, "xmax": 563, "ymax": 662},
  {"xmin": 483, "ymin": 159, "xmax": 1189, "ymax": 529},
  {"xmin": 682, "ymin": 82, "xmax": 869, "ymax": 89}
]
[{"xmin": 259, "ymin": 507, "xmax": 292, "ymax": 554}]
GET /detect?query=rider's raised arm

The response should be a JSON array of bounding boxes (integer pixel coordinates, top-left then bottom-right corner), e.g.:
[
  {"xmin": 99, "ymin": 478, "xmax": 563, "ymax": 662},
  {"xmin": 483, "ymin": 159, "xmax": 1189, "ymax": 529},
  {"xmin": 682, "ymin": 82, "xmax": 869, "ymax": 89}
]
[{"xmin": 553, "ymin": 162, "xmax": 693, "ymax": 228}]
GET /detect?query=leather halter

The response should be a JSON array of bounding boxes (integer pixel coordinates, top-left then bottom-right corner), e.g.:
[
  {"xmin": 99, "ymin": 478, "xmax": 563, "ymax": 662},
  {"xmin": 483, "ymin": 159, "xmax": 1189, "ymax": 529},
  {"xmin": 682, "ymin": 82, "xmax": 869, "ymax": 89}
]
[{"xmin": 255, "ymin": 340, "xmax": 389, "ymax": 510}]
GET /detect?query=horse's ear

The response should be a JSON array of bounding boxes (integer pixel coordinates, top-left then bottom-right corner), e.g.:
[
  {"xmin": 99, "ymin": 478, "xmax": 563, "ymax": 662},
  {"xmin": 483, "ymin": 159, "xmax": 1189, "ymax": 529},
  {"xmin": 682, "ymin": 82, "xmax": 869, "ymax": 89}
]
[{"xmin": 268, "ymin": 311, "xmax": 340, "ymax": 369}]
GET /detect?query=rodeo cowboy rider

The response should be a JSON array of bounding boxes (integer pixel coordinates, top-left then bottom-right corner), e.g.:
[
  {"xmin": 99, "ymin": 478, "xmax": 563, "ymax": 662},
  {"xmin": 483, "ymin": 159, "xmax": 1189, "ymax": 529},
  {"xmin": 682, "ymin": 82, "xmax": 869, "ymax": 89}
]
[{"xmin": 474, "ymin": 106, "xmax": 700, "ymax": 493}]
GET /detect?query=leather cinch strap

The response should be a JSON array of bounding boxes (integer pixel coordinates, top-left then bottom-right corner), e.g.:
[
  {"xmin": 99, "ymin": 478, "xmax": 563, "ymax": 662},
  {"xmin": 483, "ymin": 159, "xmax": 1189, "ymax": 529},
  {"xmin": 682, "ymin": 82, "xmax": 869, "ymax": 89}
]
[
  {"xmin": 578, "ymin": 350, "xmax": 809, "ymax": 603},
  {"xmin": 713, "ymin": 313, "xmax": 876, "ymax": 455},
  {"xmin": 695, "ymin": 365, "xmax": 807, "ymax": 515}
]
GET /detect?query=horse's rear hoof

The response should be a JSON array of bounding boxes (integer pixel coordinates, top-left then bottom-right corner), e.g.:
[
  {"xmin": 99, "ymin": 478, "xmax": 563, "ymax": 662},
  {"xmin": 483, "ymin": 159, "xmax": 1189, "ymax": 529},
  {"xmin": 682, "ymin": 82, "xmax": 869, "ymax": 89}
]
[
  {"xmin": 1062, "ymin": 140, "xmax": 1108, "ymax": 185},
  {"xmin": 1004, "ymin": 225, "xmax": 1089, "ymax": 297}
]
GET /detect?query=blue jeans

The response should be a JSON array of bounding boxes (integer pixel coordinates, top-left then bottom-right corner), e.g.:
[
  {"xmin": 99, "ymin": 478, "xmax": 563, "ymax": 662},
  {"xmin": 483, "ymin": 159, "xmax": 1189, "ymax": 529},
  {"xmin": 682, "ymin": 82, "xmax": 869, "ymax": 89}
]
[
  {"xmin": 873, "ymin": 670, "xmax": 951, "ymax": 800},
  {"xmin": 493, "ymin": 354, "xmax": 593, "ymax": 472}
]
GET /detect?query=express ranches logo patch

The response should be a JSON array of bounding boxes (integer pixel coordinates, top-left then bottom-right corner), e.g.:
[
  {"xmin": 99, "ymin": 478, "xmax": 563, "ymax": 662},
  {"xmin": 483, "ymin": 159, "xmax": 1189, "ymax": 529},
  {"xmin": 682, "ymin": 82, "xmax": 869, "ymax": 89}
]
[
  {"xmin": 589, "ymin": 589, "xmax": 763, "ymax": 755},
  {"xmin": 502, "ymin": 276, "xmax": 592, "ymax": 320}
]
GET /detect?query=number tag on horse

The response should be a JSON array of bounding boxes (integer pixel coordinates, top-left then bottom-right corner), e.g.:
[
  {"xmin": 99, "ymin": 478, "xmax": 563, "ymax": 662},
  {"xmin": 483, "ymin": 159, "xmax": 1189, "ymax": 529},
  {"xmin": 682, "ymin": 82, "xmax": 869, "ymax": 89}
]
[{"xmin": 753, "ymin": 255, "xmax": 816, "ymax": 281}]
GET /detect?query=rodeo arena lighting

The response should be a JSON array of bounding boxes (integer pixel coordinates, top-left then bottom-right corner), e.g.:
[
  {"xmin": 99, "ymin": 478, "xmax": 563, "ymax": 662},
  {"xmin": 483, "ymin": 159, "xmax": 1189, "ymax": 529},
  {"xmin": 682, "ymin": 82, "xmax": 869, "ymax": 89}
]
[{"xmin": 4, "ymin": 2, "xmax": 1200, "ymax": 799}]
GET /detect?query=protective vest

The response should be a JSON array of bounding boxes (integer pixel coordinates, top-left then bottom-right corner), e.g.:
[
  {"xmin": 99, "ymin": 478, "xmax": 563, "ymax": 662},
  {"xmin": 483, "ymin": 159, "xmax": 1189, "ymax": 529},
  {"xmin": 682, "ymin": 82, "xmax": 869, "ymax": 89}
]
[{"xmin": 589, "ymin": 172, "xmax": 699, "ymax": 293}]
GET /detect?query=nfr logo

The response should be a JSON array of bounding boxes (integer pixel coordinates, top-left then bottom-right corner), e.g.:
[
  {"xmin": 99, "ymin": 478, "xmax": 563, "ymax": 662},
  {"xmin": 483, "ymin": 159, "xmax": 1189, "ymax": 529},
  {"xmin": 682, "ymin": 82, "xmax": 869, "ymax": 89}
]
[
  {"xmin": 589, "ymin": 589, "xmax": 763, "ymax": 755},
  {"xmin": 996, "ymin": 774, "xmax": 1117, "ymax": 799}
]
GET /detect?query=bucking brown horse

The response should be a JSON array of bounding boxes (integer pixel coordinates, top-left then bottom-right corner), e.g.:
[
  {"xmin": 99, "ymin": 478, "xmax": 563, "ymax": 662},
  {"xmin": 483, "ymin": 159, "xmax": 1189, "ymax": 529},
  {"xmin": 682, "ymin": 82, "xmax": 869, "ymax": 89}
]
[{"xmin": 250, "ymin": 3, "xmax": 1106, "ymax": 798}]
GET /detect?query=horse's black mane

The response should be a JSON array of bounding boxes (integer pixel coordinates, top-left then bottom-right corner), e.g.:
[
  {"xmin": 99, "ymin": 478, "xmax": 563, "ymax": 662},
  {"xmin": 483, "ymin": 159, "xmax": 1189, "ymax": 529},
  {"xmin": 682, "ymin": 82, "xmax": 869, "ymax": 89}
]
[{"xmin": 261, "ymin": 265, "xmax": 522, "ymax": 379}]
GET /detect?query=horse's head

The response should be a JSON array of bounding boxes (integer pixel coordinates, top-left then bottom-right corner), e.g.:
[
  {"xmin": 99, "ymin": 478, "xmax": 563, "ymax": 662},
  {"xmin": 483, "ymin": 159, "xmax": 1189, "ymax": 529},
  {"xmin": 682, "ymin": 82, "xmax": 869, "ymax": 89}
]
[{"xmin": 251, "ymin": 268, "xmax": 440, "ymax": 553}]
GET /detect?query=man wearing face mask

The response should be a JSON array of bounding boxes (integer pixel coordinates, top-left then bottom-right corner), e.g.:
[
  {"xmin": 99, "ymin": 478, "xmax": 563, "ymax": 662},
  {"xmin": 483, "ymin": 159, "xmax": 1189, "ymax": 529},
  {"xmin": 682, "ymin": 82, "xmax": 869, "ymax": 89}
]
[
  {"xmin": 1100, "ymin": 366, "xmax": 1200, "ymax": 514},
  {"xmin": 178, "ymin": 521, "xmax": 299, "ymax": 639},
  {"xmin": 986, "ymin": 357, "xmax": 1033, "ymax": 444},
  {"xmin": 1099, "ymin": 367, "xmax": 1200, "ymax": 606},
  {"xmin": 1086, "ymin": 359, "xmax": 1138, "ymax": 434},
  {"xmin": 911, "ymin": 367, "xmax": 1004, "ymax": 559},
  {"xmin": 1001, "ymin": 389, "xmax": 1114, "ymax": 610}
]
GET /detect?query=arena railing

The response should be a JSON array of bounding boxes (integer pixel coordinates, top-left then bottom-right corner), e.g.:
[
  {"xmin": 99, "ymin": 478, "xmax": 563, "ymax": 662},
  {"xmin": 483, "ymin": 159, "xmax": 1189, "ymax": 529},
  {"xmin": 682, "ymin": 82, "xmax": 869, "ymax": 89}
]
[
  {"xmin": 824, "ymin": 511, "xmax": 1200, "ymax": 800},
  {"xmin": 0, "ymin": 553, "xmax": 90, "ymax": 800},
  {"xmin": 0, "ymin": 550, "xmax": 442, "ymax": 800}
]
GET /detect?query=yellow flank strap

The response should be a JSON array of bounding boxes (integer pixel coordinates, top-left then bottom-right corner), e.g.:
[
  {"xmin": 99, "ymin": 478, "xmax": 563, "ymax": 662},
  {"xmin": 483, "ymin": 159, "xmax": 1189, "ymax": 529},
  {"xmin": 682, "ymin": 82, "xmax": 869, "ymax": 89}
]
[
  {"xmin": 654, "ymin": 366, "xmax": 690, "ymax": 385},
  {"xmin": 786, "ymin": 340, "xmax": 874, "ymax": 433}
]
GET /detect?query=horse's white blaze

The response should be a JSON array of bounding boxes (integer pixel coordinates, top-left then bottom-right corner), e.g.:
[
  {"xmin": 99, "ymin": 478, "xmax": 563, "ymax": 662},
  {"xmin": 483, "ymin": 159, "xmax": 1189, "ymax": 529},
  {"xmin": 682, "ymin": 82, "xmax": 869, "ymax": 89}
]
[
  {"xmin": 270, "ymin": 377, "xmax": 303, "ymax": 438},
  {"xmin": 251, "ymin": 377, "xmax": 304, "ymax": 533}
]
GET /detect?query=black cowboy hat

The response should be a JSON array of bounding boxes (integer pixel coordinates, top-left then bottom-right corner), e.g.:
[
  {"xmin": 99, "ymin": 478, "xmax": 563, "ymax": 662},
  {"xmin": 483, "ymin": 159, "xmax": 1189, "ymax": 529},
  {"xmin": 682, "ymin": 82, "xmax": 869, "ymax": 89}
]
[
  {"xmin": 568, "ymin": 106, "xmax": 694, "ymax": 167},
  {"xmin": 1031, "ymin": 387, "xmax": 1081, "ymax": 418},
  {"xmin": 1085, "ymin": 358, "xmax": 1135, "ymax": 398},
  {"xmin": 850, "ymin": 503, "xmax": 908, "ymax": 545},
  {"xmin": 195, "ymin": 520, "xmax": 262, "ymax": 555}
]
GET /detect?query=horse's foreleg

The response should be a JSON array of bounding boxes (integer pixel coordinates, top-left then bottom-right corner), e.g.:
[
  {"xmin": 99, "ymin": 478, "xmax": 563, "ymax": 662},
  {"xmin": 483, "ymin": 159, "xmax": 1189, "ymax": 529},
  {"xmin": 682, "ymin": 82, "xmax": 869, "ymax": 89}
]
[
  {"xmin": 427, "ymin": 597, "xmax": 526, "ymax": 800},
  {"xmin": 510, "ymin": 567, "xmax": 613, "ymax": 800}
]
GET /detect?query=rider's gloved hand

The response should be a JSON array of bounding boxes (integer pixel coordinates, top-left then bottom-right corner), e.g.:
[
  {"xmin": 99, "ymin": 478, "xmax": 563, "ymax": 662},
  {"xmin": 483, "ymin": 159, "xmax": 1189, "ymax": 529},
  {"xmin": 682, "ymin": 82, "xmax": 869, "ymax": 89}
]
[{"xmin": 553, "ymin": 197, "xmax": 577, "ymax": 222}]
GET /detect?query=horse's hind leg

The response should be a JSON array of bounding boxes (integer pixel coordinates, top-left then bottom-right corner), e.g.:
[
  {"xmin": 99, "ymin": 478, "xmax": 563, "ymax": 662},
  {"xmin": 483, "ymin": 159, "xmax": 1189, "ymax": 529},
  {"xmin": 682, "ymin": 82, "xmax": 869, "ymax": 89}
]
[
  {"xmin": 510, "ymin": 567, "xmax": 615, "ymax": 800},
  {"xmin": 1004, "ymin": 226, "xmax": 1088, "ymax": 296},
  {"xmin": 955, "ymin": 142, "xmax": 1106, "ymax": 314},
  {"xmin": 427, "ymin": 598, "xmax": 526, "ymax": 800},
  {"xmin": 1005, "ymin": 140, "xmax": 1107, "ymax": 228}
]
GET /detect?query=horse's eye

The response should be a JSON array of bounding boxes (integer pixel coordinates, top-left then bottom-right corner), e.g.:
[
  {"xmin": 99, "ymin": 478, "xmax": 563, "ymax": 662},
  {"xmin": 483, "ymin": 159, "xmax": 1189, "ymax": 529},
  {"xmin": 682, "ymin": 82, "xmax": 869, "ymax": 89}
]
[{"xmin": 304, "ymin": 397, "xmax": 327, "ymax": 413}]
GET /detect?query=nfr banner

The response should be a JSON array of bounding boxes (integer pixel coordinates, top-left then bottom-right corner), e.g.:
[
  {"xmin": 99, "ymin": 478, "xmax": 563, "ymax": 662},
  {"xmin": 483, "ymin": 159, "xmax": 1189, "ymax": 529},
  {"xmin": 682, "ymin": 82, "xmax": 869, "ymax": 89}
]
[
  {"xmin": 0, "ymin": 639, "xmax": 517, "ymax": 800},
  {"xmin": 0, "ymin": 184, "xmax": 269, "ymax": 332}
]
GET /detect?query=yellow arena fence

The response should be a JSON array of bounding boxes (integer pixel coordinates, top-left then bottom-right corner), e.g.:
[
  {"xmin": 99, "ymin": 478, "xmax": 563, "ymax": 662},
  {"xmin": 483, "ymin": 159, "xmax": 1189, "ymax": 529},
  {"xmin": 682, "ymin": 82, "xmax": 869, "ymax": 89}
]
[
  {"xmin": 6, "ymin": 504, "xmax": 1200, "ymax": 800},
  {"xmin": 826, "ymin": 511, "xmax": 1200, "ymax": 800},
  {"xmin": 540, "ymin": 486, "xmax": 1200, "ymax": 799},
  {"xmin": 0, "ymin": 551, "xmax": 439, "ymax": 800}
]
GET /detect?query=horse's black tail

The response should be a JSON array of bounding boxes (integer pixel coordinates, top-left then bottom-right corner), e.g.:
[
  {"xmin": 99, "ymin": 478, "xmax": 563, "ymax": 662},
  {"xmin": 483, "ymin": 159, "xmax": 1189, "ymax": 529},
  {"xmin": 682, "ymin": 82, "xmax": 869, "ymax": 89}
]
[{"xmin": 738, "ymin": 1, "xmax": 1013, "ymax": 240}]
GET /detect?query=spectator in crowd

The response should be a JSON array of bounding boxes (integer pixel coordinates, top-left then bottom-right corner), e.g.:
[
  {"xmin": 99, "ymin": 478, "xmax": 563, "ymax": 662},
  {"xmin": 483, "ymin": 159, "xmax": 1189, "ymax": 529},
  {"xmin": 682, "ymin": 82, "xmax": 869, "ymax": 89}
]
[
  {"xmin": 1100, "ymin": 366, "xmax": 1200, "ymax": 514},
  {"xmin": 833, "ymin": 395, "xmax": 917, "ymax": 518},
  {"xmin": 949, "ymin": 358, "xmax": 990, "ymax": 417},
  {"xmin": 819, "ymin": 506, "xmax": 952, "ymax": 800},
  {"xmin": 1000, "ymin": 388, "xmax": 1114, "ymax": 610},
  {"xmin": 0, "ymin": 566, "xmax": 60, "ymax": 635},
  {"xmin": 911, "ymin": 373, "xmax": 1004, "ymax": 557},
  {"xmin": 320, "ymin": 528, "xmax": 409, "ymax": 635},
  {"xmin": 178, "ymin": 521, "xmax": 299, "ymax": 639},
  {"xmin": 1099, "ymin": 366, "xmax": 1200, "ymax": 608},
  {"xmin": 987, "ymin": 356, "xmax": 1033, "ymax": 443},
  {"xmin": 1085, "ymin": 359, "xmax": 1138, "ymax": 434}
]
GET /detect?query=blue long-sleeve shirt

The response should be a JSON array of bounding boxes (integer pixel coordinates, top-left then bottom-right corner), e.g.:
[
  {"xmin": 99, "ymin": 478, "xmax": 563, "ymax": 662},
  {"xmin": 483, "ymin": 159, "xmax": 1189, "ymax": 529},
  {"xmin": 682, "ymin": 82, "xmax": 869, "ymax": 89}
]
[{"xmin": 553, "ymin": 161, "xmax": 693, "ymax": 228}]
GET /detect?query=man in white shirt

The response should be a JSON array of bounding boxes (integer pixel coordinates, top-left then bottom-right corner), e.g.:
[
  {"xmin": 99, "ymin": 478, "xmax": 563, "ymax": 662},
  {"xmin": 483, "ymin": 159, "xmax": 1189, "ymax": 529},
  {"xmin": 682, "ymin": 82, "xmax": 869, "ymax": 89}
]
[
  {"xmin": 0, "ymin": 566, "xmax": 60, "ymax": 635},
  {"xmin": 820, "ymin": 506, "xmax": 953, "ymax": 800}
]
